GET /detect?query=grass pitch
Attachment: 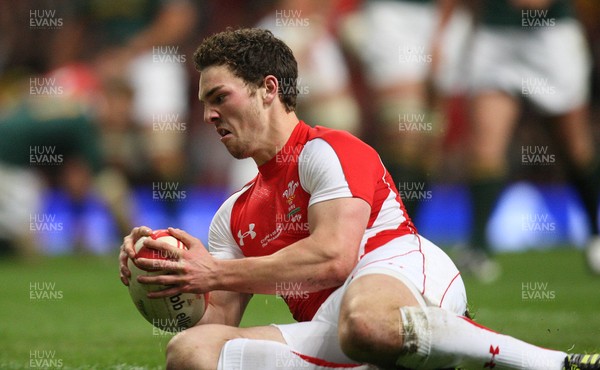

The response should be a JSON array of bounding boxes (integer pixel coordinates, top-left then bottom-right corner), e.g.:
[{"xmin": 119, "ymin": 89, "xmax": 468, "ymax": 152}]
[{"xmin": 0, "ymin": 248, "xmax": 598, "ymax": 369}]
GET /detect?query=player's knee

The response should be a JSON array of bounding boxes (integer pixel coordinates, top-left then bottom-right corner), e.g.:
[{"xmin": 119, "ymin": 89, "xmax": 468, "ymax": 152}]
[
  {"xmin": 166, "ymin": 330, "xmax": 213, "ymax": 370},
  {"xmin": 166, "ymin": 331, "xmax": 200, "ymax": 370},
  {"xmin": 338, "ymin": 308, "xmax": 379, "ymax": 362},
  {"xmin": 339, "ymin": 304, "xmax": 428, "ymax": 367},
  {"xmin": 166, "ymin": 332, "xmax": 189, "ymax": 369}
]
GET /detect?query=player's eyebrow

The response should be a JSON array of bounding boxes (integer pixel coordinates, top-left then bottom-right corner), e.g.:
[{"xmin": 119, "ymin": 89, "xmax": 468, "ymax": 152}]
[{"xmin": 200, "ymin": 85, "xmax": 225, "ymax": 103}]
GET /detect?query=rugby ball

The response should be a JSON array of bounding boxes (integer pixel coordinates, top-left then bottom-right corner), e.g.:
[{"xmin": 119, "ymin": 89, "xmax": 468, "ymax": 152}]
[{"xmin": 127, "ymin": 229, "xmax": 206, "ymax": 332}]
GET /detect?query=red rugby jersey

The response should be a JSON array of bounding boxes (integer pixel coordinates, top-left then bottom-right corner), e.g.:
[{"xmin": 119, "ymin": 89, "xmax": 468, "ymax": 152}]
[{"xmin": 208, "ymin": 121, "xmax": 416, "ymax": 322}]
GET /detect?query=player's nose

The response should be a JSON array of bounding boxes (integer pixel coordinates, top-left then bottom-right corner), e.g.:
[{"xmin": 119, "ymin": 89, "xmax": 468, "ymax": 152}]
[{"xmin": 204, "ymin": 108, "xmax": 220, "ymax": 125}]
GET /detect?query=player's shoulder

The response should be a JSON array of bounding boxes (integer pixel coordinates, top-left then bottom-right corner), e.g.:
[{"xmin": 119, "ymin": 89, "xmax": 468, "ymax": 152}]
[
  {"xmin": 305, "ymin": 125, "xmax": 377, "ymax": 158},
  {"xmin": 307, "ymin": 125, "xmax": 369, "ymax": 148},
  {"xmin": 308, "ymin": 124, "xmax": 358, "ymax": 141}
]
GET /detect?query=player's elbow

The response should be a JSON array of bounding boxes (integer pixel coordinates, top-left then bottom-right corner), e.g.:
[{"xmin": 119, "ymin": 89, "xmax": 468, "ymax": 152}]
[
  {"xmin": 326, "ymin": 252, "xmax": 356, "ymax": 285},
  {"xmin": 311, "ymin": 233, "xmax": 360, "ymax": 286}
]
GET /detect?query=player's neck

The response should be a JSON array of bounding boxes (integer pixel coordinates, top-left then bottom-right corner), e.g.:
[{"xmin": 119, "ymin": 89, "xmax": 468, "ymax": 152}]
[{"xmin": 252, "ymin": 111, "xmax": 299, "ymax": 166}]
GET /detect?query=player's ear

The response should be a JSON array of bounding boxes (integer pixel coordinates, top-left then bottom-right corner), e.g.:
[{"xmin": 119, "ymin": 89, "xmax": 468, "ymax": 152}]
[{"xmin": 262, "ymin": 75, "xmax": 279, "ymax": 105}]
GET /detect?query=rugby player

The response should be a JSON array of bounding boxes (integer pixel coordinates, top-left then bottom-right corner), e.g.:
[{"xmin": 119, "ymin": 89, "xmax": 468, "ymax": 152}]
[{"xmin": 119, "ymin": 28, "xmax": 599, "ymax": 370}]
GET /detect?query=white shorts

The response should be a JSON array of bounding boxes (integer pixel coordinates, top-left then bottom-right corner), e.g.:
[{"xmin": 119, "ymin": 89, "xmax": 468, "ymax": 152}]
[
  {"xmin": 274, "ymin": 234, "xmax": 467, "ymax": 367},
  {"xmin": 355, "ymin": 1, "xmax": 473, "ymax": 93},
  {"xmin": 257, "ymin": 14, "xmax": 351, "ymax": 96},
  {"xmin": 469, "ymin": 20, "xmax": 591, "ymax": 115},
  {"xmin": 0, "ymin": 162, "xmax": 42, "ymax": 239},
  {"xmin": 127, "ymin": 50, "xmax": 189, "ymax": 125}
]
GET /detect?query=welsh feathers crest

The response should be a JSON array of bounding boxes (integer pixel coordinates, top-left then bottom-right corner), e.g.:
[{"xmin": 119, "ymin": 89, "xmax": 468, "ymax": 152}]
[{"xmin": 283, "ymin": 181, "xmax": 299, "ymax": 204}]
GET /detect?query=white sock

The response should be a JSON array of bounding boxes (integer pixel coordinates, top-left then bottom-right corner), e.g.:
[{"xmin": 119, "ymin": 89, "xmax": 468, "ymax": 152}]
[
  {"xmin": 217, "ymin": 338, "xmax": 286, "ymax": 370},
  {"xmin": 217, "ymin": 338, "xmax": 373, "ymax": 370},
  {"xmin": 397, "ymin": 306, "xmax": 567, "ymax": 369}
]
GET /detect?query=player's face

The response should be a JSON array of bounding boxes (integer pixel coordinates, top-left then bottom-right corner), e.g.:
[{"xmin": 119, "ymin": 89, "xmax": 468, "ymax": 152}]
[{"xmin": 199, "ymin": 65, "xmax": 266, "ymax": 160}]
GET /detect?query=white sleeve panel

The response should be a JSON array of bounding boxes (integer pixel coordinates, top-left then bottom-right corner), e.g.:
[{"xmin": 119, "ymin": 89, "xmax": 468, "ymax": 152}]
[
  {"xmin": 208, "ymin": 187, "xmax": 248, "ymax": 260},
  {"xmin": 299, "ymin": 138, "xmax": 353, "ymax": 207}
]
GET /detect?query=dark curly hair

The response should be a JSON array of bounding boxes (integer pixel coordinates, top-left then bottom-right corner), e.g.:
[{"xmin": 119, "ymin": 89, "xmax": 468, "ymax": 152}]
[{"xmin": 193, "ymin": 28, "xmax": 298, "ymax": 112}]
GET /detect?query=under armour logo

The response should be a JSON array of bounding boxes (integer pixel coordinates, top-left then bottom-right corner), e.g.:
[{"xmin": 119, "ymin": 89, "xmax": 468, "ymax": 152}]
[{"xmin": 237, "ymin": 223, "xmax": 256, "ymax": 246}]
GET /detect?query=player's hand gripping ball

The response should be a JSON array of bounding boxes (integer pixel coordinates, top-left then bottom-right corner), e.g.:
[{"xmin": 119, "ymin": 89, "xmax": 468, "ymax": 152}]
[{"xmin": 127, "ymin": 230, "xmax": 206, "ymax": 332}]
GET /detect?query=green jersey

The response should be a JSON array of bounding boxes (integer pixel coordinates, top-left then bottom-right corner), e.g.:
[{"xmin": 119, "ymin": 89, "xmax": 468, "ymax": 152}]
[
  {"xmin": 481, "ymin": 0, "xmax": 575, "ymax": 27},
  {"xmin": 82, "ymin": 0, "xmax": 163, "ymax": 48},
  {"xmin": 0, "ymin": 98, "xmax": 102, "ymax": 172}
]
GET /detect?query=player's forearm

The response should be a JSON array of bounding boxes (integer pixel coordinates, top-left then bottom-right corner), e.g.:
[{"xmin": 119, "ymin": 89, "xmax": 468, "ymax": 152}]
[
  {"xmin": 206, "ymin": 198, "xmax": 369, "ymax": 295},
  {"xmin": 196, "ymin": 291, "xmax": 251, "ymax": 327},
  {"xmin": 210, "ymin": 236, "xmax": 357, "ymax": 295}
]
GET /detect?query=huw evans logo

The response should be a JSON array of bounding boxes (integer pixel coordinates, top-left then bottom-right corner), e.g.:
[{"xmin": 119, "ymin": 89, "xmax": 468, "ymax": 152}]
[
  {"xmin": 521, "ymin": 213, "xmax": 556, "ymax": 233},
  {"xmin": 275, "ymin": 9, "xmax": 310, "ymax": 27},
  {"xmin": 29, "ymin": 146, "xmax": 63, "ymax": 166},
  {"xmin": 152, "ymin": 182, "xmax": 187, "ymax": 201},
  {"xmin": 29, "ymin": 349, "xmax": 63, "ymax": 368},
  {"xmin": 152, "ymin": 45, "xmax": 187, "ymax": 63},
  {"xmin": 399, "ymin": 44, "xmax": 432, "ymax": 64},
  {"xmin": 29, "ymin": 9, "xmax": 63, "ymax": 29},
  {"xmin": 521, "ymin": 281, "xmax": 555, "ymax": 301},
  {"xmin": 152, "ymin": 113, "xmax": 187, "ymax": 132},
  {"xmin": 521, "ymin": 146, "xmax": 555, "ymax": 166},
  {"xmin": 521, "ymin": 9, "xmax": 556, "ymax": 28},
  {"xmin": 398, "ymin": 113, "xmax": 433, "ymax": 132},
  {"xmin": 398, "ymin": 182, "xmax": 432, "ymax": 201},
  {"xmin": 30, "ymin": 214, "xmax": 63, "ymax": 232},
  {"xmin": 521, "ymin": 77, "xmax": 556, "ymax": 95},
  {"xmin": 29, "ymin": 77, "xmax": 63, "ymax": 96},
  {"xmin": 30, "ymin": 281, "xmax": 63, "ymax": 300},
  {"xmin": 275, "ymin": 281, "xmax": 309, "ymax": 300}
]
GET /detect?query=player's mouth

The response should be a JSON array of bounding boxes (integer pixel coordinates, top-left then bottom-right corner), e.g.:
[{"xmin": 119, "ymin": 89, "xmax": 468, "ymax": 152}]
[{"xmin": 216, "ymin": 127, "xmax": 233, "ymax": 141}]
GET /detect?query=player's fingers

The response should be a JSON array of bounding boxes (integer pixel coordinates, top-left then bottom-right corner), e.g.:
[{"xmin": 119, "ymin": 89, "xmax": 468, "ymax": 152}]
[
  {"xmin": 146, "ymin": 285, "xmax": 184, "ymax": 299},
  {"xmin": 119, "ymin": 265, "xmax": 130, "ymax": 286},
  {"xmin": 119, "ymin": 251, "xmax": 131, "ymax": 272},
  {"xmin": 119, "ymin": 246, "xmax": 129, "ymax": 265},
  {"xmin": 137, "ymin": 271, "xmax": 184, "ymax": 286},
  {"xmin": 118, "ymin": 244, "xmax": 132, "ymax": 286},
  {"xmin": 168, "ymin": 227, "xmax": 204, "ymax": 251},
  {"xmin": 121, "ymin": 235, "xmax": 136, "ymax": 259},
  {"xmin": 135, "ymin": 257, "xmax": 185, "ymax": 273},
  {"xmin": 132, "ymin": 225, "xmax": 153, "ymax": 241},
  {"xmin": 142, "ymin": 238, "xmax": 183, "ymax": 259},
  {"xmin": 121, "ymin": 226, "xmax": 151, "ymax": 258},
  {"xmin": 119, "ymin": 228, "xmax": 152, "ymax": 286}
]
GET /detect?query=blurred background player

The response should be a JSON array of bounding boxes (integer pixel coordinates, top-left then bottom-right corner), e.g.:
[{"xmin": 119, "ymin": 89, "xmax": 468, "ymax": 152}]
[
  {"xmin": 86, "ymin": 0, "xmax": 199, "ymax": 227},
  {"xmin": 222, "ymin": 0, "xmax": 363, "ymax": 191},
  {"xmin": 460, "ymin": 0, "xmax": 600, "ymax": 279},
  {"xmin": 0, "ymin": 67, "xmax": 103, "ymax": 255},
  {"xmin": 339, "ymin": 0, "xmax": 472, "ymax": 218},
  {"xmin": 257, "ymin": 0, "xmax": 360, "ymax": 134},
  {"xmin": 0, "ymin": 0, "xmax": 199, "ymax": 254}
]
